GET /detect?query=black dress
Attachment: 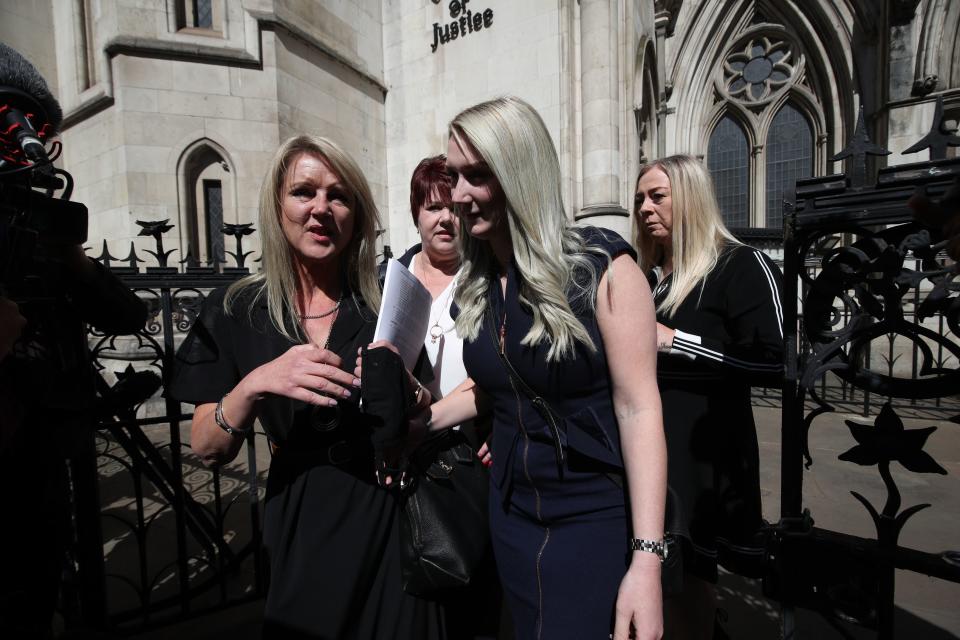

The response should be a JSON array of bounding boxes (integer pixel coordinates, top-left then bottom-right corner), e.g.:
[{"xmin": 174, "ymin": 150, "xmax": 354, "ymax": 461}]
[
  {"xmin": 459, "ymin": 227, "xmax": 637, "ymax": 639},
  {"xmin": 169, "ymin": 286, "xmax": 444, "ymax": 639},
  {"xmin": 653, "ymin": 242, "xmax": 784, "ymax": 582}
]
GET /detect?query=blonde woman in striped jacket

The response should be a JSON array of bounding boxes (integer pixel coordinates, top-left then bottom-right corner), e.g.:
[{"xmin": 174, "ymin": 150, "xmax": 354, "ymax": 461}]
[{"xmin": 634, "ymin": 155, "xmax": 784, "ymax": 640}]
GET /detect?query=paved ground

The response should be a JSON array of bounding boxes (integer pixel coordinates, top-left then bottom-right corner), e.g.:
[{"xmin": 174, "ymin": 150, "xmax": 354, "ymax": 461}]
[
  {"xmin": 125, "ymin": 404, "xmax": 959, "ymax": 639},
  {"xmin": 721, "ymin": 405, "xmax": 959, "ymax": 639}
]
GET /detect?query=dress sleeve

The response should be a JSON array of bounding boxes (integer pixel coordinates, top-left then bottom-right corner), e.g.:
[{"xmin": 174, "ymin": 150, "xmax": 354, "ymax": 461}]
[
  {"xmin": 669, "ymin": 248, "xmax": 784, "ymax": 384},
  {"xmin": 579, "ymin": 225, "xmax": 637, "ymax": 265},
  {"xmin": 167, "ymin": 287, "xmax": 239, "ymax": 406}
]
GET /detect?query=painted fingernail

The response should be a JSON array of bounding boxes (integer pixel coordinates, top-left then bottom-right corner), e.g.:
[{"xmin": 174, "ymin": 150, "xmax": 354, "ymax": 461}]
[{"xmin": 352, "ymin": 378, "xmax": 361, "ymax": 386}]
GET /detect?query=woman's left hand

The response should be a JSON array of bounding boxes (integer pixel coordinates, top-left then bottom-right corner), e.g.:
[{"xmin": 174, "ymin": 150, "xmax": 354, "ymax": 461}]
[
  {"xmin": 354, "ymin": 339, "xmax": 401, "ymax": 378},
  {"xmin": 355, "ymin": 340, "xmax": 427, "ymax": 410},
  {"xmin": 612, "ymin": 556, "xmax": 663, "ymax": 640},
  {"xmin": 655, "ymin": 323, "xmax": 675, "ymax": 354}
]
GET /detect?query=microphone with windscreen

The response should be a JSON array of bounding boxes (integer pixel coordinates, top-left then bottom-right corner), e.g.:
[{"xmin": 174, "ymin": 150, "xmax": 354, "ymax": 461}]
[{"xmin": 0, "ymin": 43, "xmax": 63, "ymax": 167}]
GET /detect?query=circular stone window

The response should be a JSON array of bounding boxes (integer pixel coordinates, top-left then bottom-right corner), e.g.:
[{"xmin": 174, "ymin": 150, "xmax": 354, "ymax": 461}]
[{"xmin": 724, "ymin": 37, "xmax": 794, "ymax": 102}]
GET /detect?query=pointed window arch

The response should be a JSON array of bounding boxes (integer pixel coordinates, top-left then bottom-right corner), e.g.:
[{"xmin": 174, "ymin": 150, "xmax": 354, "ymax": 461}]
[
  {"xmin": 699, "ymin": 18, "xmax": 829, "ymax": 229},
  {"xmin": 177, "ymin": 141, "xmax": 235, "ymax": 265},
  {"xmin": 765, "ymin": 102, "xmax": 814, "ymax": 227},
  {"xmin": 707, "ymin": 114, "xmax": 750, "ymax": 227}
]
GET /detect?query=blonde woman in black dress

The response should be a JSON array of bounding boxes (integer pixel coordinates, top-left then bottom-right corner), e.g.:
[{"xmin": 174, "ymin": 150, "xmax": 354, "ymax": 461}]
[
  {"xmin": 635, "ymin": 155, "xmax": 784, "ymax": 639},
  {"xmin": 171, "ymin": 136, "xmax": 444, "ymax": 638}
]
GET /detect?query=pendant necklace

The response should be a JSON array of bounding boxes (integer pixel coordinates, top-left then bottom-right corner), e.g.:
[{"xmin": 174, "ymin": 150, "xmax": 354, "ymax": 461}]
[
  {"xmin": 417, "ymin": 254, "xmax": 457, "ymax": 345},
  {"xmin": 428, "ymin": 282, "xmax": 456, "ymax": 344}
]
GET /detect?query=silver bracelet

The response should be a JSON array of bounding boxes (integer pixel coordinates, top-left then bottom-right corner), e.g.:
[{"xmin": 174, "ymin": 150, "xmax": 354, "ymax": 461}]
[
  {"xmin": 215, "ymin": 395, "xmax": 247, "ymax": 436},
  {"xmin": 630, "ymin": 538, "xmax": 668, "ymax": 562}
]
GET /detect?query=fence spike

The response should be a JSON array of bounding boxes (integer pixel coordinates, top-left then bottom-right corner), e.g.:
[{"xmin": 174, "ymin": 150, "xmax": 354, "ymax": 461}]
[
  {"xmin": 831, "ymin": 106, "xmax": 891, "ymax": 188},
  {"xmin": 902, "ymin": 96, "xmax": 960, "ymax": 160}
]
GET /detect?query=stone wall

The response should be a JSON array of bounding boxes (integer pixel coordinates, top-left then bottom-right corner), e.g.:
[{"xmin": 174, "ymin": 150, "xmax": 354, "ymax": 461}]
[
  {"xmin": 5, "ymin": 1, "xmax": 388, "ymax": 264},
  {"xmin": 381, "ymin": 0, "xmax": 567, "ymax": 254}
]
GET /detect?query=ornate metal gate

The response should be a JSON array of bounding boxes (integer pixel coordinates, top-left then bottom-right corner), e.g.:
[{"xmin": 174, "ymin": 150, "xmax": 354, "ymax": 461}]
[
  {"xmin": 772, "ymin": 98, "xmax": 959, "ymax": 638},
  {"xmin": 71, "ymin": 222, "xmax": 269, "ymax": 633}
]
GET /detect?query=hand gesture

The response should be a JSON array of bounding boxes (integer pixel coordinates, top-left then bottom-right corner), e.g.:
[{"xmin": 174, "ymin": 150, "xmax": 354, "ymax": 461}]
[{"xmin": 247, "ymin": 343, "xmax": 358, "ymax": 406}]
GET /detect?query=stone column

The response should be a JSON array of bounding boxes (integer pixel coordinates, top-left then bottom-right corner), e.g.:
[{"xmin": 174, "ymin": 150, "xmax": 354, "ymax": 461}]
[{"xmin": 577, "ymin": 0, "xmax": 629, "ymax": 236}]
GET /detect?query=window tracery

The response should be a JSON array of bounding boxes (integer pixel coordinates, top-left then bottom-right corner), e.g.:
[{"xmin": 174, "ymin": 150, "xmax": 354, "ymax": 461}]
[
  {"xmin": 704, "ymin": 23, "xmax": 823, "ymax": 229},
  {"xmin": 723, "ymin": 36, "xmax": 795, "ymax": 104}
]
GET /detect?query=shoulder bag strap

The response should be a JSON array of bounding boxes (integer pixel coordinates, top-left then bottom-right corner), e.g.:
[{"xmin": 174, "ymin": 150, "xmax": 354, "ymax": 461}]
[{"xmin": 486, "ymin": 312, "xmax": 566, "ymax": 475}]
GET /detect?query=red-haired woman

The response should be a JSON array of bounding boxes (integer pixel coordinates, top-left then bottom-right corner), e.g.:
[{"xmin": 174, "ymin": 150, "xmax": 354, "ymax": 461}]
[{"xmin": 391, "ymin": 154, "xmax": 502, "ymax": 638}]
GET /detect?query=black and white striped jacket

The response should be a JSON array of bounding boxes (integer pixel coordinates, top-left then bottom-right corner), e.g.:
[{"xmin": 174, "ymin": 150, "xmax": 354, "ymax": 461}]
[{"xmin": 653, "ymin": 243, "xmax": 785, "ymax": 386}]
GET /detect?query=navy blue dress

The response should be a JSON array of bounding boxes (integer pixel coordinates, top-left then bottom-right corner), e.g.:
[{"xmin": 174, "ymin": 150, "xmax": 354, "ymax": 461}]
[{"xmin": 460, "ymin": 227, "xmax": 637, "ymax": 639}]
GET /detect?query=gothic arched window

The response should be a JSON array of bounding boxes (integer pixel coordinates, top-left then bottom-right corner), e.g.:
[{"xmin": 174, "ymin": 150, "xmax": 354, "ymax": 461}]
[
  {"xmin": 702, "ymin": 23, "xmax": 826, "ymax": 229},
  {"xmin": 765, "ymin": 102, "xmax": 813, "ymax": 227},
  {"xmin": 707, "ymin": 115, "xmax": 750, "ymax": 227},
  {"xmin": 177, "ymin": 141, "xmax": 234, "ymax": 265}
]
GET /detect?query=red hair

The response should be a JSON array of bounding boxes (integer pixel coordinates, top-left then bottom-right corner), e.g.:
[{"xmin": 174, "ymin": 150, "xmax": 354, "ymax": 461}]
[{"xmin": 409, "ymin": 155, "xmax": 452, "ymax": 225}]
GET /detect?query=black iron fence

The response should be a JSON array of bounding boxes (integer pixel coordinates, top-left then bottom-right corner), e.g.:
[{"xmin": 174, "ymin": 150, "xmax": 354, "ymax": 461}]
[
  {"xmin": 773, "ymin": 99, "xmax": 960, "ymax": 638},
  {"xmin": 75, "ymin": 222, "xmax": 269, "ymax": 633}
]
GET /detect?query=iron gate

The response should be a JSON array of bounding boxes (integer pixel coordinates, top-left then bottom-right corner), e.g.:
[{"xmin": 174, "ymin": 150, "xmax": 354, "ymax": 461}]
[
  {"xmin": 71, "ymin": 222, "xmax": 269, "ymax": 633},
  {"xmin": 773, "ymin": 99, "xmax": 960, "ymax": 638}
]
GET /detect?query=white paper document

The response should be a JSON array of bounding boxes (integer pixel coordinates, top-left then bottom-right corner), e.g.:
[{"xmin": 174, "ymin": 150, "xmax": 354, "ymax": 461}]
[{"xmin": 373, "ymin": 259, "xmax": 432, "ymax": 370}]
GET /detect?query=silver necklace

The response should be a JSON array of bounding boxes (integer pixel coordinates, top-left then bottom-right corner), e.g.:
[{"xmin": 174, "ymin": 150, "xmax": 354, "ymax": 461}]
[
  {"xmin": 417, "ymin": 254, "xmax": 457, "ymax": 344},
  {"xmin": 428, "ymin": 284, "xmax": 455, "ymax": 344},
  {"xmin": 319, "ymin": 306, "xmax": 339, "ymax": 350},
  {"xmin": 299, "ymin": 292, "xmax": 343, "ymax": 319}
]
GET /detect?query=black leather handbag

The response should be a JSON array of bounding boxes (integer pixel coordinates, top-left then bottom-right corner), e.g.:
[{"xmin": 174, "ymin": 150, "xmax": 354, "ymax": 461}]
[
  {"xmin": 398, "ymin": 428, "xmax": 490, "ymax": 596},
  {"xmin": 360, "ymin": 345, "xmax": 491, "ymax": 596}
]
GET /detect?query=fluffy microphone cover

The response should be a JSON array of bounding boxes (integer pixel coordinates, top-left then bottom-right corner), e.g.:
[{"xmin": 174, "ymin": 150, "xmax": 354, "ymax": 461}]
[{"xmin": 0, "ymin": 42, "xmax": 64, "ymax": 135}]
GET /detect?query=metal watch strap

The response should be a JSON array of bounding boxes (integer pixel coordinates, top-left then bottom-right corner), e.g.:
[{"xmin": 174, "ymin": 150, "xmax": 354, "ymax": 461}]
[
  {"xmin": 630, "ymin": 538, "xmax": 667, "ymax": 562},
  {"xmin": 215, "ymin": 395, "xmax": 247, "ymax": 436}
]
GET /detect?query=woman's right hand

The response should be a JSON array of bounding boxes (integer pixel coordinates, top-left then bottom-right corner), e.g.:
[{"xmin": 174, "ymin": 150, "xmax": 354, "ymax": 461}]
[
  {"xmin": 245, "ymin": 343, "xmax": 359, "ymax": 406},
  {"xmin": 477, "ymin": 436, "xmax": 493, "ymax": 468}
]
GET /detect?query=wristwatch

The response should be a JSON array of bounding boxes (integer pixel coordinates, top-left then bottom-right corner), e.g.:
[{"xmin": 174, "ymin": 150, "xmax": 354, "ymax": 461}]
[{"xmin": 630, "ymin": 537, "xmax": 668, "ymax": 562}]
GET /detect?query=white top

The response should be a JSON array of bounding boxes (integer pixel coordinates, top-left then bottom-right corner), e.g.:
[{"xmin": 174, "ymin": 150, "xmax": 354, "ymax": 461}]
[{"xmin": 412, "ymin": 253, "xmax": 467, "ymax": 401}]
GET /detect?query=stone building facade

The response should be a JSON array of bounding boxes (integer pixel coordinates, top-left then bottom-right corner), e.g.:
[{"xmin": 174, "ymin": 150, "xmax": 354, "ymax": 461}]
[{"xmin": 1, "ymin": 0, "xmax": 957, "ymax": 261}]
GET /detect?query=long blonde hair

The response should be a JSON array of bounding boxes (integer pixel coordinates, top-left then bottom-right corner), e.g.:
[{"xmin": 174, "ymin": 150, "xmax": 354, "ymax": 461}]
[
  {"xmin": 450, "ymin": 96, "xmax": 608, "ymax": 362},
  {"xmin": 634, "ymin": 154, "xmax": 739, "ymax": 317},
  {"xmin": 224, "ymin": 135, "xmax": 382, "ymax": 340}
]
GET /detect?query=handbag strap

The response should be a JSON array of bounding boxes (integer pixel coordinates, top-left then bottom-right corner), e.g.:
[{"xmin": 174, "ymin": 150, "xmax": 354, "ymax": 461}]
[
  {"xmin": 486, "ymin": 310, "xmax": 626, "ymax": 489},
  {"xmin": 487, "ymin": 310, "xmax": 566, "ymax": 476}
]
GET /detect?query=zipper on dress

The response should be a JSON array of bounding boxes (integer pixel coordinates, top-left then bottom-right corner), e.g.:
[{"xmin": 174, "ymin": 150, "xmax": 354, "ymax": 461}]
[
  {"xmin": 507, "ymin": 372, "xmax": 549, "ymax": 640},
  {"xmin": 500, "ymin": 309, "xmax": 551, "ymax": 639}
]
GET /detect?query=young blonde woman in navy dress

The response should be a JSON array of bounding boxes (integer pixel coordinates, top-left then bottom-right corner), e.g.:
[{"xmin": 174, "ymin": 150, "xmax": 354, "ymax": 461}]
[{"xmin": 418, "ymin": 97, "xmax": 667, "ymax": 640}]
